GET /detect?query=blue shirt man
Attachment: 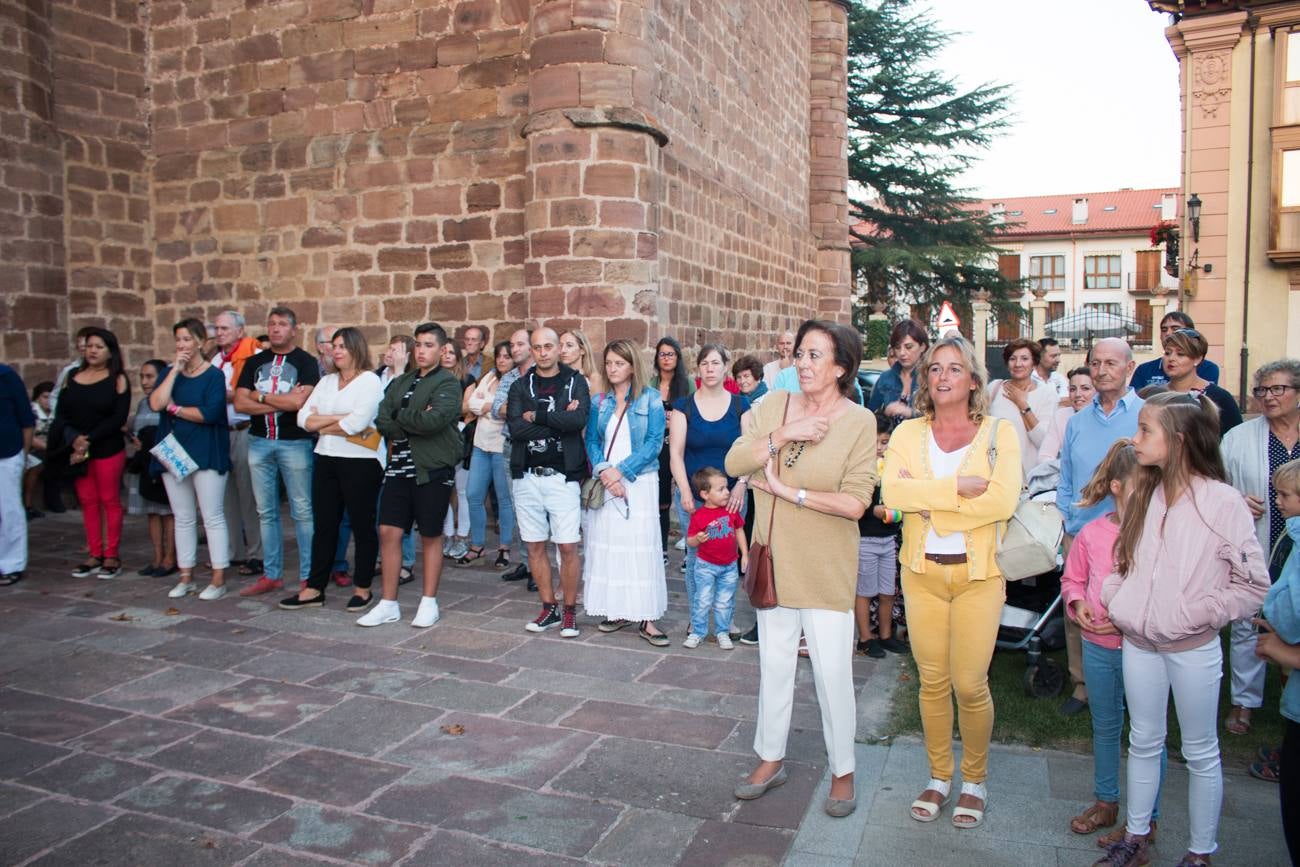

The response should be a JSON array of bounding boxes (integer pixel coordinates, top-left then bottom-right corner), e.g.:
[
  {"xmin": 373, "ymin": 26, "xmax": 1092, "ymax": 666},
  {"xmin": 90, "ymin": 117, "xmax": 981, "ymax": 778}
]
[
  {"xmin": 771, "ymin": 363, "xmax": 864, "ymax": 403},
  {"xmin": 1057, "ymin": 338, "xmax": 1145, "ymax": 536}
]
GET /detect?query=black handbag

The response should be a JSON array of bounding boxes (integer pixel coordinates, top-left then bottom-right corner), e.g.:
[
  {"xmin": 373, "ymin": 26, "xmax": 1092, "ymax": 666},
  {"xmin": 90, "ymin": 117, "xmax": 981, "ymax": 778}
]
[{"xmin": 43, "ymin": 420, "xmax": 88, "ymax": 481}]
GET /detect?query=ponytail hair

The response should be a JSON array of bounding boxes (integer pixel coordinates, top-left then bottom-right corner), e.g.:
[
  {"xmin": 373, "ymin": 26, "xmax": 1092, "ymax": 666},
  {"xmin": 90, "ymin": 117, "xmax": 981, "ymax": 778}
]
[
  {"xmin": 1115, "ymin": 392, "xmax": 1226, "ymax": 575},
  {"xmin": 1077, "ymin": 439, "xmax": 1138, "ymax": 509}
]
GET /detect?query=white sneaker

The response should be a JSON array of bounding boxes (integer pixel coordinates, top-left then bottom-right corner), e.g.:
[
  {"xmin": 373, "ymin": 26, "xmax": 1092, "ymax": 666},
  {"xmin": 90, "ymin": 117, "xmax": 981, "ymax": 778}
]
[
  {"xmin": 717, "ymin": 633, "xmax": 734, "ymax": 650},
  {"xmin": 412, "ymin": 596, "xmax": 440, "ymax": 628},
  {"xmin": 675, "ymin": 537, "xmax": 686, "ymax": 551},
  {"xmin": 682, "ymin": 633, "xmax": 703, "ymax": 649},
  {"xmin": 198, "ymin": 584, "xmax": 227, "ymax": 601},
  {"xmin": 446, "ymin": 537, "xmax": 468, "ymax": 560},
  {"xmin": 167, "ymin": 582, "xmax": 196, "ymax": 598},
  {"xmin": 357, "ymin": 599, "xmax": 401, "ymax": 627}
]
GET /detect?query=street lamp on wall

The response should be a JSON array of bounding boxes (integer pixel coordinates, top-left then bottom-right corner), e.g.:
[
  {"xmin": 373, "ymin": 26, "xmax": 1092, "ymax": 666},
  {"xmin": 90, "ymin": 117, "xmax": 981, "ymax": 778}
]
[
  {"xmin": 1184, "ymin": 193, "xmax": 1210, "ymax": 277},
  {"xmin": 1187, "ymin": 193, "xmax": 1202, "ymax": 243}
]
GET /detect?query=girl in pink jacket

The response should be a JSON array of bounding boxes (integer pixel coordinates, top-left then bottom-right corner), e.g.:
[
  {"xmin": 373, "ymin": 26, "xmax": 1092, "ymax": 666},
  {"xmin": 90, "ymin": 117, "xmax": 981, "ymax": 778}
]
[
  {"xmin": 1063, "ymin": 441, "xmax": 1165, "ymax": 848},
  {"xmin": 1096, "ymin": 393, "xmax": 1270, "ymax": 867}
]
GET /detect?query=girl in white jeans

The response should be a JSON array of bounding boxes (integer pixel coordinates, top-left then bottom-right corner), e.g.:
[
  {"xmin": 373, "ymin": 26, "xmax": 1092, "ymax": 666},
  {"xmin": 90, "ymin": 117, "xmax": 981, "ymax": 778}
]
[
  {"xmin": 1098, "ymin": 393, "xmax": 1270, "ymax": 867},
  {"xmin": 163, "ymin": 469, "xmax": 230, "ymax": 597}
]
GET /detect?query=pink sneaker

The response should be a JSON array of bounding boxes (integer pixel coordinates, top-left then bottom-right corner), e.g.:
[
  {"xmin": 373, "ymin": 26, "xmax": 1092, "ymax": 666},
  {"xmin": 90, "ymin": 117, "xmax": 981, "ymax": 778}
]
[
  {"xmin": 331, "ymin": 570, "xmax": 353, "ymax": 587},
  {"xmin": 239, "ymin": 576, "xmax": 284, "ymax": 597}
]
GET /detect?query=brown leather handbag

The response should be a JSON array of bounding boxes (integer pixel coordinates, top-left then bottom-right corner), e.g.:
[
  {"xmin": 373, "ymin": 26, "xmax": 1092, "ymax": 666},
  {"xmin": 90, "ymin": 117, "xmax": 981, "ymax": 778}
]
[{"xmin": 743, "ymin": 394, "xmax": 790, "ymax": 610}]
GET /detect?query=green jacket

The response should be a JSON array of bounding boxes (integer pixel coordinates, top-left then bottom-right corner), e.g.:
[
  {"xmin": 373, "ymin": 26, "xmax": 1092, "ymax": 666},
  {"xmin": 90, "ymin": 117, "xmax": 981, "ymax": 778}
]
[{"xmin": 375, "ymin": 367, "xmax": 462, "ymax": 485}]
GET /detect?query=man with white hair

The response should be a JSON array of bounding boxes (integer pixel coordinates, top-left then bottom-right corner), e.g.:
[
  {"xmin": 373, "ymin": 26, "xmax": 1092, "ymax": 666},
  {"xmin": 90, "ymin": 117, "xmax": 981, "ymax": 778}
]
[
  {"xmin": 315, "ymin": 324, "xmax": 337, "ymax": 376},
  {"xmin": 213, "ymin": 310, "xmax": 263, "ymax": 574},
  {"xmin": 1056, "ymin": 336, "xmax": 1144, "ymax": 716}
]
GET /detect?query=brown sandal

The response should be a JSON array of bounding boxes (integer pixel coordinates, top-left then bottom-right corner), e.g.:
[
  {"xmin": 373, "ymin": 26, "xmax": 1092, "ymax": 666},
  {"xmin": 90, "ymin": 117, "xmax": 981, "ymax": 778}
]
[
  {"xmin": 1098, "ymin": 819, "xmax": 1156, "ymax": 848},
  {"xmin": 1070, "ymin": 800, "xmax": 1118, "ymax": 835},
  {"xmin": 1225, "ymin": 706, "xmax": 1252, "ymax": 735}
]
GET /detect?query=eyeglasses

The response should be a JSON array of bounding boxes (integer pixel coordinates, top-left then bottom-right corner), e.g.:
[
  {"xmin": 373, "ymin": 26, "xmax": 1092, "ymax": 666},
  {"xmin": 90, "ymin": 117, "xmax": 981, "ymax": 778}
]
[
  {"xmin": 1252, "ymin": 384, "xmax": 1298, "ymax": 398},
  {"xmin": 657, "ymin": 351, "xmax": 677, "ymax": 359},
  {"xmin": 1173, "ymin": 328, "xmax": 1202, "ymax": 339}
]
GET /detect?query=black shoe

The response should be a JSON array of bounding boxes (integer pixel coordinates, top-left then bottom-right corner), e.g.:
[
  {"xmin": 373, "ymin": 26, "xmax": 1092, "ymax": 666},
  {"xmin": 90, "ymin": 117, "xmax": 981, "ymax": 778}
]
[
  {"xmin": 494, "ymin": 549, "xmax": 510, "ymax": 569},
  {"xmin": 526, "ymin": 577, "xmax": 538, "ymax": 592},
  {"xmin": 138, "ymin": 565, "xmax": 160, "ymax": 577},
  {"xmin": 525, "ymin": 604, "xmax": 561, "ymax": 632},
  {"xmin": 878, "ymin": 636, "xmax": 908, "ymax": 654},
  {"xmin": 71, "ymin": 559, "xmax": 103, "ymax": 578},
  {"xmin": 26, "ymin": 508, "xmax": 43, "ymax": 520},
  {"xmin": 278, "ymin": 593, "xmax": 325, "ymax": 610},
  {"xmin": 502, "ymin": 563, "xmax": 530, "ymax": 582},
  {"xmin": 156, "ymin": 564, "xmax": 179, "ymax": 578},
  {"xmin": 1059, "ymin": 696, "xmax": 1089, "ymax": 716},
  {"xmin": 857, "ymin": 639, "xmax": 886, "ymax": 659},
  {"xmin": 0, "ymin": 573, "xmax": 22, "ymax": 586},
  {"xmin": 739, "ymin": 624, "xmax": 759, "ymax": 646},
  {"xmin": 397, "ymin": 566, "xmax": 414, "ymax": 585},
  {"xmin": 346, "ymin": 594, "xmax": 375, "ymax": 612},
  {"xmin": 598, "ymin": 619, "xmax": 632, "ymax": 633}
]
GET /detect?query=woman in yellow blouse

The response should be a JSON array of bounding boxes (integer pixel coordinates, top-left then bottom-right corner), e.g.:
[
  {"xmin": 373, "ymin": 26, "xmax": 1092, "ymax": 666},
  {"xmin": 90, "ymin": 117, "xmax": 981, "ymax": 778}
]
[
  {"xmin": 726, "ymin": 320, "xmax": 877, "ymax": 818},
  {"xmin": 882, "ymin": 334, "xmax": 1021, "ymax": 830}
]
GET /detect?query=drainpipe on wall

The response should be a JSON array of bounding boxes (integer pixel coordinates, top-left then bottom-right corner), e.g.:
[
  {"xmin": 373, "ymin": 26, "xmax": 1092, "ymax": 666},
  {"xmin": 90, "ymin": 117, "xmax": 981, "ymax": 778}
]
[{"xmin": 1240, "ymin": 13, "xmax": 1259, "ymax": 409}]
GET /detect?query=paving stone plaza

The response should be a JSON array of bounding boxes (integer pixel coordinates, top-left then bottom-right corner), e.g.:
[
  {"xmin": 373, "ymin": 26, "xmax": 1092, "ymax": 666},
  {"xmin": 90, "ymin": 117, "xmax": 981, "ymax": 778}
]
[{"xmin": 0, "ymin": 511, "xmax": 1286, "ymax": 865}]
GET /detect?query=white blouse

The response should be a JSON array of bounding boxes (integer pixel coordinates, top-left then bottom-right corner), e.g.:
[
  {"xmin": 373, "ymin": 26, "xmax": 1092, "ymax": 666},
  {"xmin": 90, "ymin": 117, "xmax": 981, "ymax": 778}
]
[
  {"xmin": 925, "ymin": 431, "xmax": 971, "ymax": 555},
  {"xmin": 467, "ymin": 372, "xmax": 506, "ymax": 453},
  {"xmin": 297, "ymin": 371, "xmax": 384, "ymax": 464}
]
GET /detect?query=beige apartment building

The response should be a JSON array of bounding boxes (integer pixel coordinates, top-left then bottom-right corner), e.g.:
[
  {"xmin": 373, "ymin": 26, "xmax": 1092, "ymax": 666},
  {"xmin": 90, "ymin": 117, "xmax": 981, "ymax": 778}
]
[{"xmin": 1149, "ymin": 0, "xmax": 1300, "ymax": 401}]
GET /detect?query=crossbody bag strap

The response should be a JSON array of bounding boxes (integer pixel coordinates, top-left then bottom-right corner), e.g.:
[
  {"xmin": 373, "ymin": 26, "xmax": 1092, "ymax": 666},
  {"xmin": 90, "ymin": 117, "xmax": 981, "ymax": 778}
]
[{"xmin": 603, "ymin": 397, "xmax": 628, "ymax": 463}]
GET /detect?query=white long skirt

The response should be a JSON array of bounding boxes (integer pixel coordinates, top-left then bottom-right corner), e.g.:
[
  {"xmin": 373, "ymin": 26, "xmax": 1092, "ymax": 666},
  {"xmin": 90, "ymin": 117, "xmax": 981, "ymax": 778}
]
[{"xmin": 582, "ymin": 420, "xmax": 667, "ymax": 621}]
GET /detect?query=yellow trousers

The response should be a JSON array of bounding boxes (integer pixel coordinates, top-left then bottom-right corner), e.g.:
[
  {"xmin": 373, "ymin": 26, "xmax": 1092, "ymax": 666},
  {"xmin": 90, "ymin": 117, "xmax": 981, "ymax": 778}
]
[{"xmin": 902, "ymin": 560, "xmax": 1005, "ymax": 783}]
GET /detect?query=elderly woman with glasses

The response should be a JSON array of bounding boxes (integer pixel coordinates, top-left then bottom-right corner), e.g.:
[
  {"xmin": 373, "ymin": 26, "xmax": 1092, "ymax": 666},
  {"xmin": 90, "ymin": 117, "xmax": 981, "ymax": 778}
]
[
  {"xmin": 1221, "ymin": 358, "xmax": 1300, "ymax": 740},
  {"xmin": 1160, "ymin": 328, "xmax": 1242, "ymax": 437}
]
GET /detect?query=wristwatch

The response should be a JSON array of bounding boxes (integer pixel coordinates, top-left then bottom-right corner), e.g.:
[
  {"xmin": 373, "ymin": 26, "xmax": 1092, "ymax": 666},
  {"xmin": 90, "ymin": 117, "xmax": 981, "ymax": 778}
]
[
  {"xmin": 258, "ymin": 392, "xmax": 266, "ymax": 404},
  {"xmin": 1020, "ymin": 405, "xmax": 1032, "ymax": 415},
  {"xmin": 795, "ymin": 488, "xmax": 807, "ymax": 508}
]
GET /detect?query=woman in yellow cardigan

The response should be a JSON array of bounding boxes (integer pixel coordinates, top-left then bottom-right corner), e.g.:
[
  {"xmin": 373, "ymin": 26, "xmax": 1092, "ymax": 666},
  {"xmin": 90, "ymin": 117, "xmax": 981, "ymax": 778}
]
[{"xmin": 882, "ymin": 335, "xmax": 1021, "ymax": 830}]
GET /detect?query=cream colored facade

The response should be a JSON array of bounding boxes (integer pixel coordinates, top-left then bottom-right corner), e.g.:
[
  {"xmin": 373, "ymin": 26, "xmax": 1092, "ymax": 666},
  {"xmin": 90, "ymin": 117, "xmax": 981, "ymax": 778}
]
[{"xmin": 1152, "ymin": 1, "xmax": 1300, "ymax": 401}]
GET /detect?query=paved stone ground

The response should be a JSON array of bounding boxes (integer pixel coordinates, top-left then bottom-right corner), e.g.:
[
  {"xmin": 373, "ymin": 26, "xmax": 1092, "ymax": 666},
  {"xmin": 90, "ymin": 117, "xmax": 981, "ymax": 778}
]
[{"xmin": 1, "ymin": 510, "xmax": 1287, "ymax": 865}]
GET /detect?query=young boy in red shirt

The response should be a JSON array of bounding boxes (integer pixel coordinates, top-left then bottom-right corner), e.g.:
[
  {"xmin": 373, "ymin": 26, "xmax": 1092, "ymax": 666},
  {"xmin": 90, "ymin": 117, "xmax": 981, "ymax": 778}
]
[{"xmin": 685, "ymin": 467, "xmax": 748, "ymax": 650}]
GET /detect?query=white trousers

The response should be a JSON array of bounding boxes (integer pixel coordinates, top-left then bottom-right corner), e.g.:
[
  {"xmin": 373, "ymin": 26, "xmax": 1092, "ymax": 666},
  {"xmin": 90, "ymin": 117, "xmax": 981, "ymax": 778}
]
[
  {"xmin": 0, "ymin": 453, "xmax": 26, "ymax": 574},
  {"xmin": 443, "ymin": 464, "xmax": 470, "ymax": 537},
  {"xmin": 1122, "ymin": 638, "xmax": 1223, "ymax": 855},
  {"xmin": 755, "ymin": 605, "xmax": 857, "ymax": 777},
  {"xmin": 1228, "ymin": 617, "xmax": 1266, "ymax": 708},
  {"xmin": 164, "ymin": 469, "xmax": 230, "ymax": 571}
]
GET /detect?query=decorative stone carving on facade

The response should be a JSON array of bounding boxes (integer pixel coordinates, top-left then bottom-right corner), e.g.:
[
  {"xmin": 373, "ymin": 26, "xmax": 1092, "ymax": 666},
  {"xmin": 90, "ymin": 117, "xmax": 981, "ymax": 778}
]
[{"xmin": 1192, "ymin": 51, "xmax": 1231, "ymax": 119}]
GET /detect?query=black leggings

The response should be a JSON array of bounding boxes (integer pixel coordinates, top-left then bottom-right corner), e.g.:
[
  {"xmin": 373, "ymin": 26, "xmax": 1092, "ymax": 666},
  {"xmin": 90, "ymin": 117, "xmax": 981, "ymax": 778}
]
[
  {"xmin": 1283, "ymin": 718, "xmax": 1299, "ymax": 866},
  {"xmin": 307, "ymin": 455, "xmax": 383, "ymax": 592}
]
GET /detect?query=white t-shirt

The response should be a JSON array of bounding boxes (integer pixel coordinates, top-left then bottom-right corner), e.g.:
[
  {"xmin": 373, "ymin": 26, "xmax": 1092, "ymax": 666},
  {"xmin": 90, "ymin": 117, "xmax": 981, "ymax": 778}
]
[
  {"xmin": 762, "ymin": 359, "xmax": 790, "ymax": 387},
  {"xmin": 1031, "ymin": 369, "xmax": 1068, "ymax": 400},
  {"xmin": 925, "ymin": 431, "xmax": 971, "ymax": 555},
  {"xmin": 214, "ymin": 353, "xmax": 250, "ymax": 426},
  {"xmin": 297, "ymin": 371, "xmax": 384, "ymax": 464}
]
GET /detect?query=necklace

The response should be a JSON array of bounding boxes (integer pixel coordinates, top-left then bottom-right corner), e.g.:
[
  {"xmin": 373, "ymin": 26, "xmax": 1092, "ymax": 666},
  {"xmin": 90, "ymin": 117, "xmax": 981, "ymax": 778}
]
[{"xmin": 784, "ymin": 440, "xmax": 806, "ymax": 468}]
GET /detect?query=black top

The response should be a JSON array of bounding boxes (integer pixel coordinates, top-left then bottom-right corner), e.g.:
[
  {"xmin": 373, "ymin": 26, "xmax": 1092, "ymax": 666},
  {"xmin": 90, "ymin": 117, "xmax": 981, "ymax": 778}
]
[
  {"xmin": 506, "ymin": 366, "xmax": 591, "ymax": 482},
  {"xmin": 858, "ymin": 476, "xmax": 900, "ymax": 539},
  {"xmin": 0, "ymin": 364, "xmax": 34, "ymax": 460},
  {"xmin": 236, "ymin": 348, "xmax": 321, "ymax": 440},
  {"xmin": 385, "ymin": 371, "xmax": 425, "ymax": 480},
  {"xmin": 1195, "ymin": 383, "xmax": 1243, "ymax": 439},
  {"xmin": 56, "ymin": 369, "xmax": 131, "ymax": 459}
]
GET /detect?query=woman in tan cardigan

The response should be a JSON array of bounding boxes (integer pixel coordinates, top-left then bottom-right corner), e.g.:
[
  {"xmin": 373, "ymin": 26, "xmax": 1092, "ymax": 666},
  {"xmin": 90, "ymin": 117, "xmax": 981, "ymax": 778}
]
[{"xmin": 725, "ymin": 320, "xmax": 877, "ymax": 818}]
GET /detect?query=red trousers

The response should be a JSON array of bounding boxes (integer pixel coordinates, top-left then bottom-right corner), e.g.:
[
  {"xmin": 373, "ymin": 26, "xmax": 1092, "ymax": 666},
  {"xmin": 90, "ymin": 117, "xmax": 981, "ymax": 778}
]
[{"xmin": 75, "ymin": 450, "xmax": 126, "ymax": 559}]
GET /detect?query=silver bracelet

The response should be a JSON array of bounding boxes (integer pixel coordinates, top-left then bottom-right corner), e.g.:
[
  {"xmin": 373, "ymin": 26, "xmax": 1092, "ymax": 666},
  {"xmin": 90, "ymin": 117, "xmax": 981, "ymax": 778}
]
[{"xmin": 766, "ymin": 434, "xmax": 778, "ymax": 459}]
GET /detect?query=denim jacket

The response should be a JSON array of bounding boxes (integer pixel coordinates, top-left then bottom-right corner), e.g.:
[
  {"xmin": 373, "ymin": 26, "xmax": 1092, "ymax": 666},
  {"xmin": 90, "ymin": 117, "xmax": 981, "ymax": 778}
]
[
  {"xmin": 1264, "ymin": 515, "xmax": 1300, "ymax": 724},
  {"xmin": 585, "ymin": 386, "xmax": 665, "ymax": 484},
  {"xmin": 866, "ymin": 362, "xmax": 909, "ymax": 413}
]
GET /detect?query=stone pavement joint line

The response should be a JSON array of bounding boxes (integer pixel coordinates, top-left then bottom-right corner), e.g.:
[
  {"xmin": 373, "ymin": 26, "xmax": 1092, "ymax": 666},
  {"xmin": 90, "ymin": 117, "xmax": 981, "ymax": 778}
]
[{"xmin": 3, "ymin": 512, "xmax": 1287, "ymax": 864}]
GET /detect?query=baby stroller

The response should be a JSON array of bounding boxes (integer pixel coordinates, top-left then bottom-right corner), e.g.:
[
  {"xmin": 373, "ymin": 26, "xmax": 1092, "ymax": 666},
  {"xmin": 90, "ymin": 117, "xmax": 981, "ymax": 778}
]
[{"xmin": 995, "ymin": 459, "xmax": 1068, "ymax": 699}]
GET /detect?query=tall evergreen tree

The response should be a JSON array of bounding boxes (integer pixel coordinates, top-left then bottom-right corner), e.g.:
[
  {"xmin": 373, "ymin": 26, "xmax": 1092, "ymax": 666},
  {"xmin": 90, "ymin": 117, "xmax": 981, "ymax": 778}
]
[{"xmin": 847, "ymin": 0, "xmax": 1018, "ymax": 327}]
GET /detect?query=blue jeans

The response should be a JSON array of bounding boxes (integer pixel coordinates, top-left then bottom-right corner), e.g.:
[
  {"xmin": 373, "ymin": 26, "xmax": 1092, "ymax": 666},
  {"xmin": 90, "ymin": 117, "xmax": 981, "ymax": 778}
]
[
  {"xmin": 691, "ymin": 558, "xmax": 739, "ymax": 637},
  {"xmin": 247, "ymin": 437, "xmax": 314, "ymax": 581},
  {"xmin": 333, "ymin": 510, "xmax": 352, "ymax": 572},
  {"xmin": 1082, "ymin": 638, "xmax": 1166, "ymax": 812},
  {"xmin": 467, "ymin": 447, "xmax": 514, "ymax": 549}
]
